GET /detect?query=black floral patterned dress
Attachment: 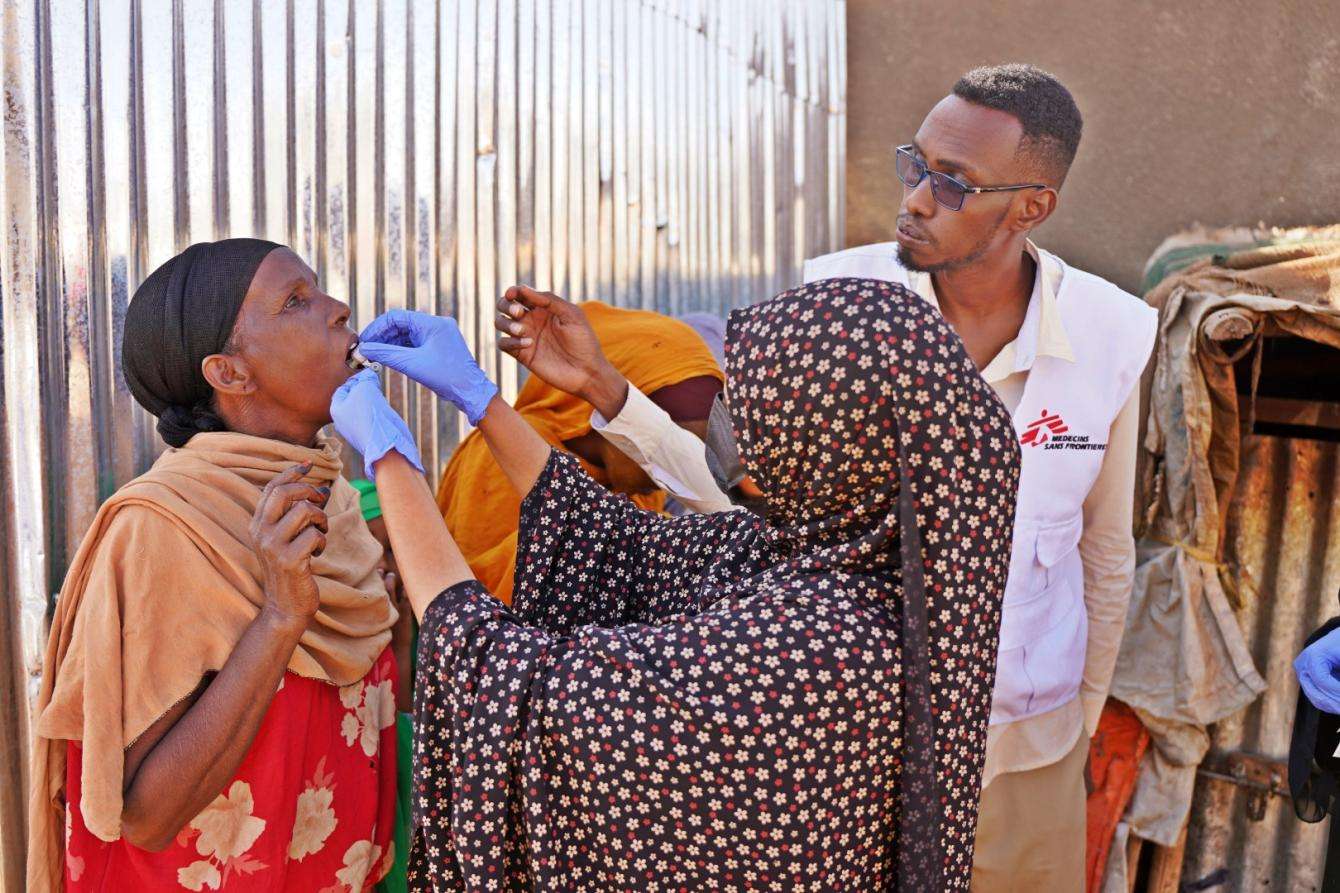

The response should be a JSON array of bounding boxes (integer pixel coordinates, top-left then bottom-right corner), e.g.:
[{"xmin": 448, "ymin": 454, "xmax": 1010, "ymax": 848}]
[{"xmin": 407, "ymin": 279, "xmax": 1021, "ymax": 891}]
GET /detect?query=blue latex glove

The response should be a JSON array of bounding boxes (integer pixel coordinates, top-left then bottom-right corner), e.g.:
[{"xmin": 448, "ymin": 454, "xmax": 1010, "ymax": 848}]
[
  {"xmin": 329, "ymin": 369, "xmax": 425, "ymax": 481},
  {"xmin": 1295, "ymin": 627, "xmax": 1340, "ymax": 714},
  {"xmin": 358, "ymin": 309, "xmax": 499, "ymax": 426}
]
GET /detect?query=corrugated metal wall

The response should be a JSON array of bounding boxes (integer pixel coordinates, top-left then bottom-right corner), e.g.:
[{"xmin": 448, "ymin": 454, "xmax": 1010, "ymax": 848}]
[
  {"xmin": 1180, "ymin": 432, "xmax": 1340, "ymax": 891},
  {"xmin": 0, "ymin": 1, "xmax": 846, "ymax": 885}
]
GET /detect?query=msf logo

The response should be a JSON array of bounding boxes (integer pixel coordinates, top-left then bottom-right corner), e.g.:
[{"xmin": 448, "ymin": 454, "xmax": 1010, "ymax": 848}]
[{"xmin": 1020, "ymin": 409, "xmax": 1069, "ymax": 447}]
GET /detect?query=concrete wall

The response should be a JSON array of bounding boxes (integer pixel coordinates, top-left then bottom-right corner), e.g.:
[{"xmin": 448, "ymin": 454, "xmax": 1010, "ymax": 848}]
[{"xmin": 845, "ymin": 0, "xmax": 1340, "ymax": 294}]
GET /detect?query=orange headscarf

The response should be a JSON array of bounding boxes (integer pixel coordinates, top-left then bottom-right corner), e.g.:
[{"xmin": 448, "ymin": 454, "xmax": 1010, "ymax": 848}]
[{"xmin": 436, "ymin": 302, "xmax": 724, "ymax": 604}]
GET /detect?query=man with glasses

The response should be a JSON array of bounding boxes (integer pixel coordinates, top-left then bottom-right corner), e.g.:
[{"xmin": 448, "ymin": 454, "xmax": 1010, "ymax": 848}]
[
  {"xmin": 491, "ymin": 61, "xmax": 1155, "ymax": 892},
  {"xmin": 803, "ymin": 64, "xmax": 1156, "ymax": 890}
]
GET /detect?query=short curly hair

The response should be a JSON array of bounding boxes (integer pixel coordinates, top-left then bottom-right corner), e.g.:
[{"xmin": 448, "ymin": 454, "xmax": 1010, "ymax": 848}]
[{"xmin": 952, "ymin": 64, "xmax": 1082, "ymax": 186}]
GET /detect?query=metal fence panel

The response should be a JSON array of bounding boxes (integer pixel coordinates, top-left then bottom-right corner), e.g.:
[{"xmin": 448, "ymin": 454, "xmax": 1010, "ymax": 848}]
[
  {"xmin": 0, "ymin": 1, "xmax": 846, "ymax": 884},
  {"xmin": 1179, "ymin": 433, "xmax": 1340, "ymax": 892}
]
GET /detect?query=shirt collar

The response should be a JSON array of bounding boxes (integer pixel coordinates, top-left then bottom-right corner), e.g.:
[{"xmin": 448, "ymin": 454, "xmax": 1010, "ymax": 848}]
[{"xmin": 907, "ymin": 240, "xmax": 1075, "ymax": 383}]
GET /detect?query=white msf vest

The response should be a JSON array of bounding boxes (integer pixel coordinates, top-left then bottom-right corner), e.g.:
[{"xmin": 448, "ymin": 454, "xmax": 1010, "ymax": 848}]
[{"xmin": 803, "ymin": 244, "xmax": 1157, "ymax": 725}]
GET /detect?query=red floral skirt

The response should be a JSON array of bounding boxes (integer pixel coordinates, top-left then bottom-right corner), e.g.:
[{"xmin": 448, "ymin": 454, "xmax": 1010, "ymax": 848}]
[{"xmin": 65, "ymin": 648, "xmax": 398, "ymax": 892}]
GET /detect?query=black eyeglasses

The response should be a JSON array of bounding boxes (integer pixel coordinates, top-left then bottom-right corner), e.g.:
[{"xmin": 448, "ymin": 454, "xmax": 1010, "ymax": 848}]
[{"xmin": 895, "ymin": 145, "xmax": 1046, "ymax": 212}]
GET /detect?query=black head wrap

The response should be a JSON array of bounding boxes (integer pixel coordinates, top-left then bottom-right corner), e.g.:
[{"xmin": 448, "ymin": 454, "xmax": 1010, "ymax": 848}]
[{"xmin": 122, "ymin": 238, "xmax": 281, "ymax": 447}]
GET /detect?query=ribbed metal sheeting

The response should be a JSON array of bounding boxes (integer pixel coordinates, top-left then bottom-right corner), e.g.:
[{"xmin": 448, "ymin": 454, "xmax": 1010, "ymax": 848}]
[
  {"xmin": 0, "ymin": 1, "xmax": 846, "ymax": 885},
  {"xmin": 1179, "ymin": 433, "xmax": 1340, "ymax": 891}
]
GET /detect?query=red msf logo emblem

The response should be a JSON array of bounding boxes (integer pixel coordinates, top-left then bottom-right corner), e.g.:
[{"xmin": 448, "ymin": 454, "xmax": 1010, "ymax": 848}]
[{"xmin": 1021, "ymin": 409, "xmax": 1069, "ymax": 446}]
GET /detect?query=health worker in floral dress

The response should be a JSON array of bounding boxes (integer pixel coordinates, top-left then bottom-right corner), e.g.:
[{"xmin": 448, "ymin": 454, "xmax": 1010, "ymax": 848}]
[{"xmin": 332, "ymin": 277, "xmax": 1021, "ymax": 891}]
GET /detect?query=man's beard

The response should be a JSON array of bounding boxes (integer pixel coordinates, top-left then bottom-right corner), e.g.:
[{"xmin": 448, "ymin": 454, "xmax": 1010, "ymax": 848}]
[{"xmin": 896, "ymin": 208, "xmax": 1008, "ymax": 274}]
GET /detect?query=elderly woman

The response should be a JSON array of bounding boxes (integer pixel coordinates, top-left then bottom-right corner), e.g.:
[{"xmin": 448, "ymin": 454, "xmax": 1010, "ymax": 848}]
[
  {"xmin": 332, "ymin": 278, "xmax": 1021, "ymax": 890},
  {"xmin": 28, "ymin": 240, "xmax": 401, "ymax": 891}
]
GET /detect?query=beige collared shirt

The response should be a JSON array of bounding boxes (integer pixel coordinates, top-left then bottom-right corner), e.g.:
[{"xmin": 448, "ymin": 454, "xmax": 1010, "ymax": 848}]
[{"xmin": 910, "ymin": 243, "xmax": 1137, "ymax": 787}]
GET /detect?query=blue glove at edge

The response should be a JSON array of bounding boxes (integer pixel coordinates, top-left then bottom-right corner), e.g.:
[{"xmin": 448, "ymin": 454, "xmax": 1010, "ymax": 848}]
[
  {"xmin": 358, "ymin": 309, "xmax": 499, "ymax": 426},
  {"xmin": 329, "ymin": 369, "xmax": 425, "ymax": 482},
  {"xmin": 1294, "ymin": 626, "xmax": 1340, "ymax": 715}
]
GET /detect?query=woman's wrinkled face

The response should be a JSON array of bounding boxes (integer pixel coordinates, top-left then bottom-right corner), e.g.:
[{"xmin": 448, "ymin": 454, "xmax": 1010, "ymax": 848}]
[{"xmin": 230, "ymin": 248, "xmax": 357, "ymax": 428}]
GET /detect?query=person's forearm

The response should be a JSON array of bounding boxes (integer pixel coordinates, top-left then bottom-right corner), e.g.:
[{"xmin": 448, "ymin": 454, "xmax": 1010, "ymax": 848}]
[
  {"xmin": 120, "ymin": 607, "xmax": 306, "ymax": 850},
  {"xmin": 593, "ymin": 383, "xmax": 735, "ymax": 514},
  {"xmin": 475, "ymin": 395, "xmax": 556, "ymax": 497},
  {"xmin": 1079, "ymin": 541, "xmax": 1135, "ymax": 733},
  {"xmin": 1081, "ymin": 614, "xmax": 1129, "ymax": 734},
  {"xmin": 580, "ymin": 362, "xmax": 630, "ymax": 421},
  {"xmin": 374, "ymin": 451, "xmax": 475, "ymax": 619},
  {"xmin": 1078, "ymin": 392, "xmax": 1139, "ymax": 735}
]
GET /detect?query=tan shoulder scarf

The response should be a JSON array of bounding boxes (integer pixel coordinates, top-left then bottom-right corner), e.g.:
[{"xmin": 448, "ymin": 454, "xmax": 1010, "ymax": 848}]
[{"xmin": 27, "ymin": 431, "xmax": 396, "ymax": 891}]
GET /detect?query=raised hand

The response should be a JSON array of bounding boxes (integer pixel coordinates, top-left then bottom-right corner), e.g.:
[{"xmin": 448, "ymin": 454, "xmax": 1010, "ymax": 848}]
[
  {"xmin": 495, "ymin": 286, "xmax": 628, "ymax": 418},
  {"xmin": 358, "ymin": 309, "xmax": 499, "ymax": 425},
  {"xmin": 250, "ymin": 463, "xmax": 329, "ymax": 629}
]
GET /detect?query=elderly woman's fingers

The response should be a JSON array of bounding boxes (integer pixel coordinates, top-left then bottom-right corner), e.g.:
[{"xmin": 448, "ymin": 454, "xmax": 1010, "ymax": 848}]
[
  {"xmin": 250, "ymin": 469, "xmax": 326, "ymax": 623},
  {"xmin": 257, "ymin": 501, "xmax": 328, "ymax": 571},
  {"xmin": 256, "ymin": 481, "xmax": 328, "ymax": 529},
  {"xmin": 271, "ymin": 499, "xmax": 330, "ymax": 544},
  {"xmin": 253, "ymin": 464, "xmax": 314, "ymax": 531},
  {"xmin": 288, "ymin": 525, "xmax": 328, "ymax": 561}
]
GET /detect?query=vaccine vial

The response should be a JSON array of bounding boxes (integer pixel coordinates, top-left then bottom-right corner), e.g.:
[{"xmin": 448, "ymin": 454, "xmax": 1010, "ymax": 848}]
[{"xmin": 346, "ymin": 344, "xmax": 383, "ymax": 373}]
